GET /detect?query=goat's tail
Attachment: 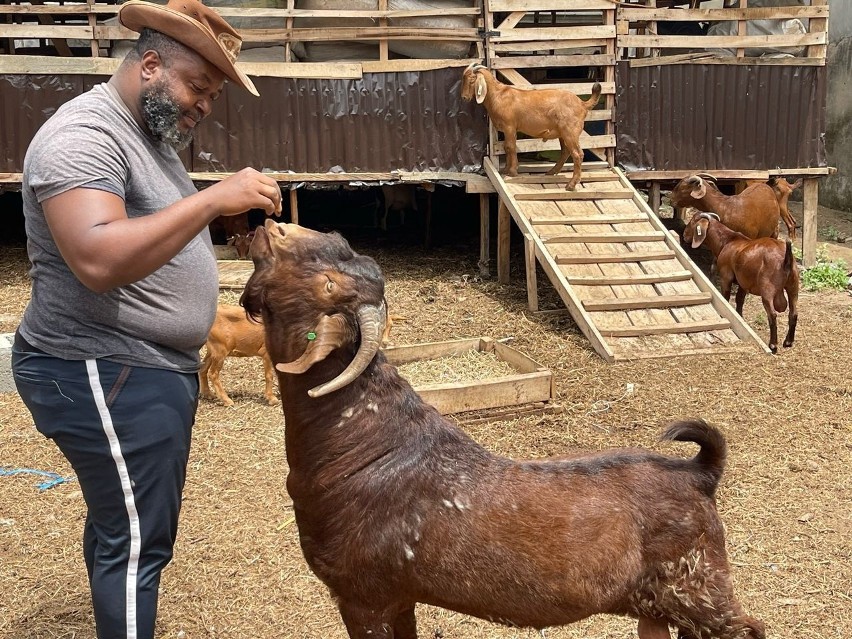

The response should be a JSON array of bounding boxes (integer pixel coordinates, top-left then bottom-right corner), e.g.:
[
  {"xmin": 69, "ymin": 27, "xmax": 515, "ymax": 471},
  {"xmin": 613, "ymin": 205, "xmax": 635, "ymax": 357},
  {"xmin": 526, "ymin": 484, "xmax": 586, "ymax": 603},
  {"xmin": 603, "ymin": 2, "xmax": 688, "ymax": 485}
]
[
  {"xmin": 661, "ymin": 419, "xmax": 727, "ymax": 496},
  {"xmin": 583, "ymin": 82, "xmax": 602, "ymax": 110},
  {"xmin": 783, "ymin": 238, "xmax": 794, "ymax": 275}
]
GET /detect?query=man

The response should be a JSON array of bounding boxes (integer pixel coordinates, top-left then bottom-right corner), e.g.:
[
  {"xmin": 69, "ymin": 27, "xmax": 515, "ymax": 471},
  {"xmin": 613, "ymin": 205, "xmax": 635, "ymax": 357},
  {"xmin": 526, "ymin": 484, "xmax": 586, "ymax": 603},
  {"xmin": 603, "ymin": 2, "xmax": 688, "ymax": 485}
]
[{"xmin": 11, "ymin": 1, "xmax": 281, "ymax": 637}]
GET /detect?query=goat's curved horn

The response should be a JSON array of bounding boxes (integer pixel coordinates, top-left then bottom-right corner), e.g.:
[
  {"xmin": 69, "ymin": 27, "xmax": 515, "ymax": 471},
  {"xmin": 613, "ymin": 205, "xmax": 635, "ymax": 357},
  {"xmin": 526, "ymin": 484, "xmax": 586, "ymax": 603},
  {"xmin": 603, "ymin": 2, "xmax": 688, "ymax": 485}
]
[
  {"xmin": 696, "ymin": 172, "xmax": 718, "ymax": 183},
  {"xmin": 308, "ymin": 301, "xmax": 387, "ymax": 398},
  {"xmin": 701, "ymin": 212, "xmax": 721, "ymax": 221}
]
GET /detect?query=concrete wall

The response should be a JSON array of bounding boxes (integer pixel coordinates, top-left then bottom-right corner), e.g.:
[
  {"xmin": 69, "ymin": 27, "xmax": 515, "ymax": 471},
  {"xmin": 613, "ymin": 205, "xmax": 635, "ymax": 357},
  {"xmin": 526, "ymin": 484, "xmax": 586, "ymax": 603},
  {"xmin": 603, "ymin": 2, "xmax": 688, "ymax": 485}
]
[{"xmin": 823, "ymin": 0, "xmax": 852, "ymax": 212}]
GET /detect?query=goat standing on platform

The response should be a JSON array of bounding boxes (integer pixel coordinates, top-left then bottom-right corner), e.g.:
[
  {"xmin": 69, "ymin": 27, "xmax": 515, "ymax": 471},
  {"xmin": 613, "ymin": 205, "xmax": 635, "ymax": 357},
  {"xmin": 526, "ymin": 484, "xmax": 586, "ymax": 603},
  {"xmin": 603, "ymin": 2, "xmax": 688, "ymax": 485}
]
[
  {"xmin": 240, "ymin": 218, "xmax": 764, "ymax": 639},
  {"xmin": 460, "ymin": 62, "xmax": 601, "ymax": 191},
  {"xmin": 683, "ymin": 210, "xmax": 799, "ymax": 353}
]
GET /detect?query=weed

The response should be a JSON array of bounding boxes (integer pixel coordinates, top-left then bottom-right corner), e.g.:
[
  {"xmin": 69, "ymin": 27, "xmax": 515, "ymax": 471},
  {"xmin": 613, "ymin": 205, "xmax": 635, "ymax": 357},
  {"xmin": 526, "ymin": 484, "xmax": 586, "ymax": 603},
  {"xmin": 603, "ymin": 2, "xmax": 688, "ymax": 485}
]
[
  {"xmin": 801, "ymin": 246, "xmax": 849, "ymax": 291},
  {"xmin": 822, "ymin": 225, "xmax": 842, "ymax": 242}
]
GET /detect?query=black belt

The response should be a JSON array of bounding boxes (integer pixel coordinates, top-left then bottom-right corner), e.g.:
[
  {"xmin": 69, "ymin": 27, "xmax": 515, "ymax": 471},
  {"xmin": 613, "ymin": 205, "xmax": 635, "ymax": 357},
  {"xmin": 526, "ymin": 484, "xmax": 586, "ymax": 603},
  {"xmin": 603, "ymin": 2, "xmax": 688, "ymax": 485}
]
[{"xmin": 14, "ymin": 331, "xmax": 48, "ymax": 354}]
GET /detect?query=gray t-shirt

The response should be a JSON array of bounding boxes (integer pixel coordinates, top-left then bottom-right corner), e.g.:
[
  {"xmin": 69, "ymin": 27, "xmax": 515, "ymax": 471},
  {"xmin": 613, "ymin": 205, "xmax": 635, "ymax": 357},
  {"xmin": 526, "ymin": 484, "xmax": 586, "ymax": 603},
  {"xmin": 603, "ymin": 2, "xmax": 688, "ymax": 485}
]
[{"xmin": 19, "ymin": 82, "xmax": 219, "ymax": 373}]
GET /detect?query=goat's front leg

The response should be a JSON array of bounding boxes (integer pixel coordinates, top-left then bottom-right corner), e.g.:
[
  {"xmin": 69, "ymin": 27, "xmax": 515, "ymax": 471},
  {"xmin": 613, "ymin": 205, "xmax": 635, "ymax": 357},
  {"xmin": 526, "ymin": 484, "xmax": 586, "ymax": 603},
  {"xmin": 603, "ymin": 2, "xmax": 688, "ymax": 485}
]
[
  {"xmin": 392, "ymin": 607, "xmax": 417, "ymax": 639},
  {"xmin": 199, "ymin": 351, "xmax": 213, "ymax": 399},
  {"xmin": 338, "ymin": 601, "xmax": 407, "ymax": 639},
  {"xmin": 502, "ymin": 128, "xmax": 519, "ymax": 176},
  {"xmin": 261, "ymin": 355, "xmax": 279, "ymax": 405}
]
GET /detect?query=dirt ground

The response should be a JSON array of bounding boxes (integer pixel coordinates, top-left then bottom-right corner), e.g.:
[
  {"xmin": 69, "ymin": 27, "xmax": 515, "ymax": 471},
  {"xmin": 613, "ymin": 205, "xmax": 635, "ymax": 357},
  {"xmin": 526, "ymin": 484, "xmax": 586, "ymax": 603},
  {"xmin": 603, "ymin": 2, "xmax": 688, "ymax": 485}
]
[{"xmin": 1, "ymin": 199, "xmax": 851, "ymax": 639}]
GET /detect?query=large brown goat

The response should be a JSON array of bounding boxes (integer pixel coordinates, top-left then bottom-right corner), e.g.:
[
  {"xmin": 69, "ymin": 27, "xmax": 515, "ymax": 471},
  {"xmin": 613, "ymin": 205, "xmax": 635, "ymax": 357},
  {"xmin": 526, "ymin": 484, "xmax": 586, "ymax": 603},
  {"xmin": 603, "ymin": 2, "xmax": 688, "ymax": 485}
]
[
  {"xmin": 460, "ymin": 62, "xmax": 601, "ymax": 190},
  {"xmin": 683, "ymin": 210, "xmax": 799, "ymax": 353},
  {"xmin": 240, "ymin": 219, "xmax": 763, "ymax": 639},
  {"xmin": 670, "ymin": 174, "xmax": 784, "ymax": 239}
]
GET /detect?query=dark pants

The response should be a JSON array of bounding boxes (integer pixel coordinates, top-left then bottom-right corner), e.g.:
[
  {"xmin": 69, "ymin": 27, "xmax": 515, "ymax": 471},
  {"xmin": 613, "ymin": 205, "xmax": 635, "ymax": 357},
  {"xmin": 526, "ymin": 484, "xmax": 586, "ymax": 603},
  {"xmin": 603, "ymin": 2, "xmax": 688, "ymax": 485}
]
[{"xmin": 12, "ymin": 333, "xmax": 198, "ymax": 639}]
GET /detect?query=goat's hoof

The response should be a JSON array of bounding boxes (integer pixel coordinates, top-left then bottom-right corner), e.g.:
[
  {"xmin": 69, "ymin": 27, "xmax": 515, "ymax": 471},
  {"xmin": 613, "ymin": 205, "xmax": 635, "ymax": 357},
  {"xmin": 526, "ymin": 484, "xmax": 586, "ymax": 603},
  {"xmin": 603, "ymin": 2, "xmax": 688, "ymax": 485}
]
[
  {"xmin": 266, "ymin": 398, "xmax": 279, "ymax": 406},
  {"xmin": 221, "ymin": 399, "xmax": 235, "ymax": 408},
  {"xmin": 565, "ymin": 183, "xmax": 578, "ymax": 192},
  {"xmin": 769, "ymin": 345, "xmax": 778, "ymax": 354},
  {"xmin": 783, "ymin": 340, "xmax": 794, "ymax": 348}
]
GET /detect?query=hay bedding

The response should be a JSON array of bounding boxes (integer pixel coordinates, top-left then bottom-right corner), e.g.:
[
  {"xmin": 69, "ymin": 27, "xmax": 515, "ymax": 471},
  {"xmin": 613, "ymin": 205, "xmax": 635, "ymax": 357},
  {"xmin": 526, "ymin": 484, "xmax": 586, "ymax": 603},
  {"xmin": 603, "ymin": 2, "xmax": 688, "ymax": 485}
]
[{"xmin": 1, "ymin": 242, "xmax": 851, "ymax": 639}]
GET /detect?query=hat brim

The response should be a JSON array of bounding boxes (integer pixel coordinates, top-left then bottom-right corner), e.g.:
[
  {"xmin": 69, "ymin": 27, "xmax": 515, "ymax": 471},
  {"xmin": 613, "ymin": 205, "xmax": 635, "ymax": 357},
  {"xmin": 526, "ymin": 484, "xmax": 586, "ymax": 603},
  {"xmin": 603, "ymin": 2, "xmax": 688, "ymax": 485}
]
[{"xmin": 119, "ymin": 1, "xmax": 259, "ymax": 97}]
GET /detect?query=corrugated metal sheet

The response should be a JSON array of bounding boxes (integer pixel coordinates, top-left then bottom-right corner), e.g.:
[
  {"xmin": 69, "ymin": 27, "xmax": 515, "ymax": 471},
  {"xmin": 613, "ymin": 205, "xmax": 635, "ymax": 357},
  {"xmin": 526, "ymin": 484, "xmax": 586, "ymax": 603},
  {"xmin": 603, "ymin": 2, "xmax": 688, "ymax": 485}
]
[
  {"xmin": 0, "ymin": 68, "xmax": 487, "ymax": 174},
  {"xmin": 615, "ymin": 62, "xmax": 827, "ymax": 172}
]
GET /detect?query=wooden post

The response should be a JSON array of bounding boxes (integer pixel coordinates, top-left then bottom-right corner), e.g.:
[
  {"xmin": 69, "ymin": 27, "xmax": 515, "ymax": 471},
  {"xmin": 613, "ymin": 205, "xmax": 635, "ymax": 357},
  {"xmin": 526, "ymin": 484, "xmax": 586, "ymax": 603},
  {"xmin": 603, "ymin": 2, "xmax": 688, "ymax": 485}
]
[
  {"xmin": 523, "ymin": 233, "xmax": 538, "ymax": 311},
  {"xmin": 289, "ymin": 187, "xmax": 299, "ymax": 225},
  {"xmin": 604, "ymin": 6, "xmax": 616, "ymax": 167},
  {"xmin": 649, "ymin": 182, "xmax": 661, "ymax": 214},
  {"xmin": 478, "ymin": 193, "xmax": 491, "ymax": 278},
  {"xmin": 802, "ymin": 178, "xmax": 818, "ymax": 268},
  {"xmin": 497, "ymin": 200, "xmax": 510, "ymax": 284}
]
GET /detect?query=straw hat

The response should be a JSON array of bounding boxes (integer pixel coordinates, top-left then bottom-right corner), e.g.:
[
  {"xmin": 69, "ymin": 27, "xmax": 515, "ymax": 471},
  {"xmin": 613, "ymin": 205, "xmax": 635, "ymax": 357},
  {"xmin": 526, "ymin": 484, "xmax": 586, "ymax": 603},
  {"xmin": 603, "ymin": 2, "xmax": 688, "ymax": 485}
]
[{"xmin": 119, "ymin": 0, "xmax": 259, "ymax": 97}]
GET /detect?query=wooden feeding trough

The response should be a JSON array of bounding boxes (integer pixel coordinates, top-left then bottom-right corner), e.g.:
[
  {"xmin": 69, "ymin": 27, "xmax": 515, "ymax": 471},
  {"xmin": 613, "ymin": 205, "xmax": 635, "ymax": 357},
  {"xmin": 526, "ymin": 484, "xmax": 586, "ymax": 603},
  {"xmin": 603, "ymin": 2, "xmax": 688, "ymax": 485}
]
[{"xmin": 383, "ymin": 337, "xmax": 555, "ymax": 416}]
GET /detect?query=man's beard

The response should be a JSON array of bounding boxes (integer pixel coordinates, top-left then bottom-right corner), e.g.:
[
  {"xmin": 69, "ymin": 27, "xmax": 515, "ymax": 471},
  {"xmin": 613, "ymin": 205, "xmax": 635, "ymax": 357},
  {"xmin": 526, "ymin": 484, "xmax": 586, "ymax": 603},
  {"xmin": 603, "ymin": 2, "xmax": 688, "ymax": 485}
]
[{"xmin": 140, "ymin": 79, "xmax": 195, "ymax": 151}]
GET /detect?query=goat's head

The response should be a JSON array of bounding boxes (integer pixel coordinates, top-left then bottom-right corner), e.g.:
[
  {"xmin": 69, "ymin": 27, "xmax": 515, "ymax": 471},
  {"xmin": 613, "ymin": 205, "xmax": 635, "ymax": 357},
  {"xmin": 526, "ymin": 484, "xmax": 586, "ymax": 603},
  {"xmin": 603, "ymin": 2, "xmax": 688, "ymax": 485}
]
[
  {"xmin": 461, "ymin": 62, "xmax": 488, "ymax": 104},
  {"xmin": 240, "ymin": 220, "xmax": 387, "ymax": 398},
  {"xmin": 682, "ymin": 210, "xmax": 720, "ymax": 249},
  {"xmin": 228, "ymin": 231, "xmax": 255, "ymax": 260},
  {"xmin": 768, "ymin": 177, "xmax": 803, "ymax": 199},
  {"xmin": 670, "ymin": 174, "xmax": 718, "ymax": 207}
]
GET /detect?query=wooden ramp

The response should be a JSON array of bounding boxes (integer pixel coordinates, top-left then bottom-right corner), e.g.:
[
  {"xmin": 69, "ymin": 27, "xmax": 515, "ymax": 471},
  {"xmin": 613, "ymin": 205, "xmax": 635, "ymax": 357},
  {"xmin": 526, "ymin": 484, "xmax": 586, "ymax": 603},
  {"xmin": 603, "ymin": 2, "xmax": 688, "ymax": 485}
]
[{"xmin": 484, "ymin": 157, "xmax": 771, "ymax": 362}]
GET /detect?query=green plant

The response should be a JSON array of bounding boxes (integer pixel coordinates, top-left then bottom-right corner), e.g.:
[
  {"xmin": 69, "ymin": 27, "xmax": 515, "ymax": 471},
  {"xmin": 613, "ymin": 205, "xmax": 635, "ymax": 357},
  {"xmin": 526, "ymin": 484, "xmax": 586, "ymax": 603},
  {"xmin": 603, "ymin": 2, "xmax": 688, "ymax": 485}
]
[
  {"xmin": 801, "ymin": 246, "xmax": 849, "ymax": 291},
  {"xmin": 822, "ymin": 225, "xmax": 842, "ymax": 242}
]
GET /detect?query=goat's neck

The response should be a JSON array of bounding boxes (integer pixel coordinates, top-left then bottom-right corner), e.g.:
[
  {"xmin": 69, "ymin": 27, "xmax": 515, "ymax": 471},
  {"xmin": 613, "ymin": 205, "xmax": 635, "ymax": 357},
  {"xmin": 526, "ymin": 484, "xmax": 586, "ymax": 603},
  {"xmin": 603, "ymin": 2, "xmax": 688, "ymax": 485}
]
[{"xmin": 703, "ymin": 222, "xmax": 742, "ymax": 257}]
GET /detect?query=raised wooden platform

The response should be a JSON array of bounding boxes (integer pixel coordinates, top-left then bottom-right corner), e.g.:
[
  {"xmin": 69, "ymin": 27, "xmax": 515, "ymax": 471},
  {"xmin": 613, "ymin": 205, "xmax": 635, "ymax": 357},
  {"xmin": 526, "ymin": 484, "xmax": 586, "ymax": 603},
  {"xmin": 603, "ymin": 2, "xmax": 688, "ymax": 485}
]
[{"xmin": 484, "ymin": 157, "xmax": 771, "ymax": 362}]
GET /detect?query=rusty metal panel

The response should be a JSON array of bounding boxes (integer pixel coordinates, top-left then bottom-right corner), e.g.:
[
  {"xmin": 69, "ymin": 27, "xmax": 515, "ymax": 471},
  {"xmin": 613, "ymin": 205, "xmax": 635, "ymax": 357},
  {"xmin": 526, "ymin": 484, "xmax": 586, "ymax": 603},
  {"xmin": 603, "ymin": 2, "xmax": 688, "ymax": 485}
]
[
  {"xmin": 615, "ymin": 62, "xmax": 827, "ymax": 172},
  {"xmin": 0, "ymin": 68, "xmax": 487, "ymax": 175}
]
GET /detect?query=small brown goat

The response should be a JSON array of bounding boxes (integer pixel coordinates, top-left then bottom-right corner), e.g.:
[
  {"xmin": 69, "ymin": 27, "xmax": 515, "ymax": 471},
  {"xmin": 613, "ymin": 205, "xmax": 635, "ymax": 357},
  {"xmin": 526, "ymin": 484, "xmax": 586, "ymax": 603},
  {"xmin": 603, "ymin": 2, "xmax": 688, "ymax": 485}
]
[
  {"xmin": 241, "ymin": 219, "xmax": 764, "ymax": 639},
  {"xmin": 670, "ymin": 174, "xmax": 783, "ymax": 239},
  {"xmin": 683, "ymin": 210, "xmax": 799, "ymax": 353},
  {"xmin": 460, "ymin": 62, "xmax": 601, "ymax": 190},
  {"xmin": 227, "ymin": 230, "xmax": 255, "ymax": 259},
  {"xmin": 768, "ymin": 177, "xmax": 802, "ymax": 241},
  {"xmin": 199, "ymin": 304, "xmax": 277, "ymax": 407}
]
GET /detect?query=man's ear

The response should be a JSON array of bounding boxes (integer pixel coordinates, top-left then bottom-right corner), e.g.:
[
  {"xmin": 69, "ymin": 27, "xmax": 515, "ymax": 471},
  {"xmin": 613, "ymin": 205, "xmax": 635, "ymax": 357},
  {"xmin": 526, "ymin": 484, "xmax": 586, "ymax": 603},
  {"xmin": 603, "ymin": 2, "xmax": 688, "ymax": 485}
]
[{"xmin": 139, "ymin": 50, "xmax": 162, "ymax": 80}]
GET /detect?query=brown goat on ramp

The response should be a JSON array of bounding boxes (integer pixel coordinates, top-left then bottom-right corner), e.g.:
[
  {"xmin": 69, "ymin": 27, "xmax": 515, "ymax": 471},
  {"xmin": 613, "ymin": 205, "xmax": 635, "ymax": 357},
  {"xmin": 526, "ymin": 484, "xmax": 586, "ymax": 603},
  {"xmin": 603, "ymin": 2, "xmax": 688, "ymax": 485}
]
[{"xmin": 241, "ymin": 219, "xmax": 764, "ymax": 639}]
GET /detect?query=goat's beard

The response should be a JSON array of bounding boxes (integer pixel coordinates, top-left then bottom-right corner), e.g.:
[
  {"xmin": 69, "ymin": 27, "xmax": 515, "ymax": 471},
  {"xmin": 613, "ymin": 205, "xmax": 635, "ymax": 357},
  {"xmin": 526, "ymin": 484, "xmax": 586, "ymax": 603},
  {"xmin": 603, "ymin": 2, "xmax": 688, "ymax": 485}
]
[{"xmin": 140, "ymin": 79, "xmax": 195, "ymax": 152}]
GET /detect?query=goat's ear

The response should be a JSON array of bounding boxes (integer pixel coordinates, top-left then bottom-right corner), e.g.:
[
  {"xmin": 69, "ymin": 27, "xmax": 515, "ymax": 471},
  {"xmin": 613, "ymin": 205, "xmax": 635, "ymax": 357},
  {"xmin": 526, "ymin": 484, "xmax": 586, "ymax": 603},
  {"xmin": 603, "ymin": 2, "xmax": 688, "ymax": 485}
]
[
  {"xmin": 475, "ymin": 74, "xmax": 487, "ymax": 104},
  {"xmin": 792, "ymin": 178, "xmax": 803, "ymax": 190},
  {"xmin": 691, "ymin": 220, "xmax": 708, "ymax": 249},
  {"xmin": 690, "ymin": 178, "xmax": 706, "ymax": 199},
  {"xmin": 275, "ymin": 314, "xmax": 351, "ymax": 374},
  {"xmin": 250, "ymin": 225, "xmax": 274, "ymax": 268}
]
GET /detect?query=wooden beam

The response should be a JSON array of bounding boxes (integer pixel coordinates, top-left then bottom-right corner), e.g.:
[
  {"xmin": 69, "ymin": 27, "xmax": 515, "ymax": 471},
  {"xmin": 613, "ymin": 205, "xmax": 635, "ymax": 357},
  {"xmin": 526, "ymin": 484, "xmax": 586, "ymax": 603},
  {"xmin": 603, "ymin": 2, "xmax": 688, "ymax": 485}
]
[
  {"xmin": 514, "ymin": 190, "xmax": 634, "ymax": 201},
  {"xmin": 523, "ymin": 233, "xmax": 538, "ymax": 312},
  {"xmin": 600, "ymin": 319, "xmax": 731, "ymax": 337},
  {"xmin": 802, "ymin": 178, "xmax": 818, "ymax": 268},
  {"xmin": 530, "ymin": 215, "xmax": 649, "ymax": 225},
  {"xmin": 582, "ymin": 293, "xmax": 712, "ymax": 311},
  {"xmin": 478, "ymin": 193, "xmax": 490, "ymax": 278},
  {"xmin": 289, "ymin": 188, "xmax": 299, "ymax": 225},
  {"xmin": 497, "ymin": 200, "xmax": 510, "ymax": 285}
]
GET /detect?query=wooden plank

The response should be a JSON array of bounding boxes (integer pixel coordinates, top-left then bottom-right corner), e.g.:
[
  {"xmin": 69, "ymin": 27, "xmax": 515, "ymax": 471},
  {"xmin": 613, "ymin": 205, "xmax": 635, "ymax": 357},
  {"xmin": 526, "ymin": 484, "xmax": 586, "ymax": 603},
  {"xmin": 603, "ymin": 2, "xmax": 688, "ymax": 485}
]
[
  {"xmin": 626, "ymin": 170, "xmax": 770, "ymax": 180},
  {"xmin": 566, "ymin": 271, "xmax": 694, "ymax": 285},
  {"xmin": 492, "ymin": 39, "xmax": 611, "ymax": 53},
  {"xmin": 556, "ymin": 251, "xmax": 675, "ymax": 264},
  {"xmin": 497, "ymin": 200, "xmax": 511, "ymax": 285},
  {"xmin": 493, "ymin": 135, "xmax": 616, "ymax": 155},
  {"xmin": 619, "ymin": 32, "xmax": 826, "ymax": 50},
  {"xmin": 583, "ymin": 293, "xmax": 712, "ymax": 312},
  {"xmin": 488, "ymin": 0, "xmax": 617, "ymax": 10},
  {"xmin": 620, "ymin": 6, "xmax": 829, "ymax": 21},
  {"xmin": 530, "ymin": 216, "xmax": 648, "ymax": 225},
  {"xmin": 600, "ymin": 319, "xmax": 731, "ymax": 337},
  {"xmin": 491, "ymin": 25, "xmax": 616, "ymax": 43},
  {"xmin": 507, "ymin": 174, "xmax": 619, "ymax": 184},
  {"xmin": 414, "ymin": 371, "xmax": 553, "ymax": 416},
  {"xmin": 383, "ymin": 338, "xmax": 483, "ymax": 366},
  {"xmin": 491, "ymin": 341, "xmax": 548, "ymax": 377},
  {"xmin": 478, "ymin": 193, "xmax": 490, "ymax": 278},
  {"xmin": 524, "ymin": 233, "xmax": 539, "ymax": 312},
  {"xmin": 0, "ymin": 24, "xmax": 92, "ymax": 38},
  {"xmin": 541, "ymin": 232, "xmax": 665, "ymax": 243},
  {"xmin": 491, "ymin": 54, "xmax": 615, "ymax": 69},
  {"xmin": 514, "ymin": 190, "xmax": 633, "ymax": 201}
]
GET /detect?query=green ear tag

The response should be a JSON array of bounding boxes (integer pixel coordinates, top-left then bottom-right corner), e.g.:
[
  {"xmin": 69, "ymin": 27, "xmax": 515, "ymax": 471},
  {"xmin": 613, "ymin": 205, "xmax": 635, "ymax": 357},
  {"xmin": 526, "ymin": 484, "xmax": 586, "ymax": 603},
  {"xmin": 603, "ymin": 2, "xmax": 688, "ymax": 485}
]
[{"xmin": 307, "ymin": 332, "xmax": 317, "ymax": 341}]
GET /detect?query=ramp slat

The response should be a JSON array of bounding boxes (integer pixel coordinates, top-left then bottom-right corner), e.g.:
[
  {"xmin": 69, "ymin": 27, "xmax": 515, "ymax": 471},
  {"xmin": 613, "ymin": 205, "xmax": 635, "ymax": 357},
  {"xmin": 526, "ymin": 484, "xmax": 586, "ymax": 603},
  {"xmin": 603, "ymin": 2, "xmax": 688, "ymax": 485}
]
[
  {"xmin": 600, "ymin": 319, "xmax": 732, "ymax": 337},
  {"xmin": 582, "ymin": 294, "xmax": 712, "ymax": 311},
  {"xmin": 566, "ymin": 271, "xmax": 693, "ymax": 285},
  {"xmin": 542, "ymin": 232, "xmax": 665, "ymax": 243},
  {"xmin": 515, "ymin": 190, "xmax": 634, "ymax": 200},
  {"xmin": 531, "ymin": 215, "xmax": 648, "ymax": 225},
  {"xmin": 556, "ymin": 251, "xmax": 674, "ymax": 264}
]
